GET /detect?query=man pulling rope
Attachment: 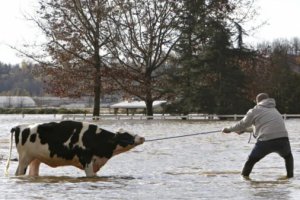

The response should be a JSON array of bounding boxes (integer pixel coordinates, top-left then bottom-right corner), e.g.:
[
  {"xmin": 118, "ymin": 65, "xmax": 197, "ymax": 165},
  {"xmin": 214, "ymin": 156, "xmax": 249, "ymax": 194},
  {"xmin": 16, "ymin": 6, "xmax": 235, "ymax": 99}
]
[{"xmin": 222, "ymin": 93, "xmax": 294, "ymax": 179}]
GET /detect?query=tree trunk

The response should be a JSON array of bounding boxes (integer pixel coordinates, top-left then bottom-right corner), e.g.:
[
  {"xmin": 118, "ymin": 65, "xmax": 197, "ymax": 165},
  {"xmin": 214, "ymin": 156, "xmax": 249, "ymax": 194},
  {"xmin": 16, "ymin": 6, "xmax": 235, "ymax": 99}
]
[
  {"xmin": 93, "ymin": 34, "xmax": 101, "ymax": 118},
  {"xmin": 145, "ymin": 99, "xmax": 153, "ymax": 117},
  {"xmin": 93, "ymin": 67, "xmax": 101, "ymax": 117}
]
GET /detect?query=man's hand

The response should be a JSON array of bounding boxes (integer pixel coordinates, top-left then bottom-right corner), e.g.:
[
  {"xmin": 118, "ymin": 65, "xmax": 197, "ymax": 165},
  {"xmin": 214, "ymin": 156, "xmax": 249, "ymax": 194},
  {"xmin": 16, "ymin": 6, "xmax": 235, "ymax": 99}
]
[{"xmin": 222, "ymin": 128, "xmax": 231, "ymax": 133}]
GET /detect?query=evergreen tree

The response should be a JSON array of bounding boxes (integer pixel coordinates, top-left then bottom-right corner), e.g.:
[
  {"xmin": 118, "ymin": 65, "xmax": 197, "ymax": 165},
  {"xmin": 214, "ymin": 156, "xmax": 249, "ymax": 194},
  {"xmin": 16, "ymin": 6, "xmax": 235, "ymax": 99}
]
[{"xmin": 169, "ymin": 0, "xmax": 254, "ymax": 114}]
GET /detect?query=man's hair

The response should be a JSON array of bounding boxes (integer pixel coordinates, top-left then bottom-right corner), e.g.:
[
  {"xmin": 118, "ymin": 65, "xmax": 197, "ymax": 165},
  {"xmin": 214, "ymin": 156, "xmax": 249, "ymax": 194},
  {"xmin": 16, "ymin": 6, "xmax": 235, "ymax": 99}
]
[{"xmin": 256, "ymin": 93, "xmax": 269, "ymax": 103}]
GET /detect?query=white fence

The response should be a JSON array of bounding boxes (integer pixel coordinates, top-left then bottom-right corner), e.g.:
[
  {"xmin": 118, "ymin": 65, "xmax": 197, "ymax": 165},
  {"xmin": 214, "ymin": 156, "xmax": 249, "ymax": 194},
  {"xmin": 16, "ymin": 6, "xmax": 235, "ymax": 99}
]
[{"xmin": 61, "ymin": 114, "xmax": 300, "ymax": 121}]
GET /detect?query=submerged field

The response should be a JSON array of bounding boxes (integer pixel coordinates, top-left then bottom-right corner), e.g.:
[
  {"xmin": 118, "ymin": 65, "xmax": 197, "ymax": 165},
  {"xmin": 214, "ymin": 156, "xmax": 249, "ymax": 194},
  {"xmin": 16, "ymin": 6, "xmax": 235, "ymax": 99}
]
[{"xmin": 0, "ymin": 114, "xmax": 300, "ymax": 199}]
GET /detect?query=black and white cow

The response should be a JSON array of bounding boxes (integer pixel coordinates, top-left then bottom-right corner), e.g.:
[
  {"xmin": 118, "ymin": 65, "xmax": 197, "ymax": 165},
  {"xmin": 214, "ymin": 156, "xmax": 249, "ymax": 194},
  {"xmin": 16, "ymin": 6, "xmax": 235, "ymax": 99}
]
[{"xmin": 5, "ymin": 120, "xmax": 145, "ymax": 177}]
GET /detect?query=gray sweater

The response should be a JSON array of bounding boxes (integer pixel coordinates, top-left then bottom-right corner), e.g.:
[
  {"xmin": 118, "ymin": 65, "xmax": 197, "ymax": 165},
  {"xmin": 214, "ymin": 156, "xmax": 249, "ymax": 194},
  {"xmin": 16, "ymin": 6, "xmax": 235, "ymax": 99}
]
[{"xmin": 227, "ymin": 98, "xmax": 288, "ymax": 141}]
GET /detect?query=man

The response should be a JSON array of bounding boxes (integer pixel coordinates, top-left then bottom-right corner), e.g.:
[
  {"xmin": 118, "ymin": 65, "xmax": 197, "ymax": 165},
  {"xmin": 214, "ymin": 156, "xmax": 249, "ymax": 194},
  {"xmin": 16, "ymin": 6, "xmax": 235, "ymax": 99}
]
[{"xmin": 222, "ymin": 93, "xmax": 294, "ymax": 179}]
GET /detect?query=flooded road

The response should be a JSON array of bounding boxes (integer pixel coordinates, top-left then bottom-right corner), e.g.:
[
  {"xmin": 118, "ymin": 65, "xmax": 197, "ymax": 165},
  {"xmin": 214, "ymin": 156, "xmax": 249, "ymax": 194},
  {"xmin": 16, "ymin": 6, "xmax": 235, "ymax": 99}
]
[{"xmin": 0, "ymin": 114, "xmax": 300, "ymax": 199}]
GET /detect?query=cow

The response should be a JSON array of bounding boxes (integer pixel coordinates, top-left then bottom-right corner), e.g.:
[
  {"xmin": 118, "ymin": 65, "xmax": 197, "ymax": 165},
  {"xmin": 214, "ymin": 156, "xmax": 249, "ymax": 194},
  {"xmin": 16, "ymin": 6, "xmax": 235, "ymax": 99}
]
[{"xmin": 5, "ymin": 120, "xmax": 145, "ymax": 177}]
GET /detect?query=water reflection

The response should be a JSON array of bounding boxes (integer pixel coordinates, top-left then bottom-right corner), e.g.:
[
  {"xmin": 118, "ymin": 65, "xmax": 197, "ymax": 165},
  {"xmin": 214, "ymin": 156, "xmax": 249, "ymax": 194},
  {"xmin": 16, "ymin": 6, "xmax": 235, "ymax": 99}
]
[
  {"xmin": 247, "ymin": 179, "xmax": 292, "ymax": 200},
  {"xmin": 199, "ymin": 170, "xmax": 241, "ymax": 177},
  {"xmin": 9, "ymin": 175, "xmax": 137, "ymax": 184}
]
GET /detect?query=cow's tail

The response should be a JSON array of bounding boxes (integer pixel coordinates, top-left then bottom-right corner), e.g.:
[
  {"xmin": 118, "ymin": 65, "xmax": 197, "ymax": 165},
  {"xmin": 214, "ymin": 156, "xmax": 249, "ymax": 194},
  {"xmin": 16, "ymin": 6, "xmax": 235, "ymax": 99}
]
[{"xmin": 5, "ymin": 127, "xmax": 16, "ymax": 176}]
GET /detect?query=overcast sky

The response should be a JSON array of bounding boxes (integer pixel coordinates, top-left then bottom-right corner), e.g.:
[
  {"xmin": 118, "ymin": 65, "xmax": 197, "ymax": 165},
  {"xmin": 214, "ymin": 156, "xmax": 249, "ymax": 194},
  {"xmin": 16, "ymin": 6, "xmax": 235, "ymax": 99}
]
[{"xmin": 0, "ymin": 0, "xmax": 300, "ymax": 65}]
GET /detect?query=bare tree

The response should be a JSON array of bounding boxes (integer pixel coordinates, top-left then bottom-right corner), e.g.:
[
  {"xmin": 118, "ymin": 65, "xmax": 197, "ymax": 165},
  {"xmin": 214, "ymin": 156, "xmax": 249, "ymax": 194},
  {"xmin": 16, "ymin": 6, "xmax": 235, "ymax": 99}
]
[
  {"xmin": 106, "ymin": 0, "xmax": 182, "ymax": 116},
  {"xmin": 291, "ymin": 37, "xmax": 300, "ymax": 56},
  {"xmin": 26, "ymin": 0, "xmax": 112, "ymax": 116}
]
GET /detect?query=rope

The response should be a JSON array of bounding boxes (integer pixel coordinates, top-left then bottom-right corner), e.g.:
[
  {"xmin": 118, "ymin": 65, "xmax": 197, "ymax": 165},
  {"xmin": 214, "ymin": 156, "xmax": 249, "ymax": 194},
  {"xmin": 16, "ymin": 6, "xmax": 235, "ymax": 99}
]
[{"xmin": 145, "ymin": 130, "xmax": 221, "ymax": 142}]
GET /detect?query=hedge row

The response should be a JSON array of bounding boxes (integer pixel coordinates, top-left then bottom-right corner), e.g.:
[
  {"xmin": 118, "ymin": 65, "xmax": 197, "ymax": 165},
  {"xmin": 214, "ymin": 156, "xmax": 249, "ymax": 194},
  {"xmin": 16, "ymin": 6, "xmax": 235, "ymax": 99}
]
[{"xmin": 0, "ymin": 108, "xmax": 89, "ymax": 114}]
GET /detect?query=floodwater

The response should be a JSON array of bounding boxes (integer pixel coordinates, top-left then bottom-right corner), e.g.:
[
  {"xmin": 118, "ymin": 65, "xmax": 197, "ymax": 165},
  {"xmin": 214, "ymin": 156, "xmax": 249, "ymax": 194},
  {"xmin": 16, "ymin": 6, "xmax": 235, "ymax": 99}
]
[{"xmin": 0, "ymin": 114, "xmax": 300, "ymax": 200}]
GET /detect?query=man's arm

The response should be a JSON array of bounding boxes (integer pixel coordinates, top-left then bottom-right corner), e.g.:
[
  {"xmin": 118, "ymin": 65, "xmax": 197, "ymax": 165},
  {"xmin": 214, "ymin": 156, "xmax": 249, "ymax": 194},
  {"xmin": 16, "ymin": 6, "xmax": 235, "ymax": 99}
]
[{"xmin": 222, "ymin": 110, "xmax": 255, "ymax": 134}]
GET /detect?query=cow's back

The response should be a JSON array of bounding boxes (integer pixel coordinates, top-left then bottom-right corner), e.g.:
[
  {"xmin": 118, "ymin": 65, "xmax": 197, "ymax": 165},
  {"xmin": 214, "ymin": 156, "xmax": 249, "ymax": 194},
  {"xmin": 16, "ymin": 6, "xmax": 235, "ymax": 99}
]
[{"xmin": 37, "ymin": 121, "xmax": 83, "ymax": 145}]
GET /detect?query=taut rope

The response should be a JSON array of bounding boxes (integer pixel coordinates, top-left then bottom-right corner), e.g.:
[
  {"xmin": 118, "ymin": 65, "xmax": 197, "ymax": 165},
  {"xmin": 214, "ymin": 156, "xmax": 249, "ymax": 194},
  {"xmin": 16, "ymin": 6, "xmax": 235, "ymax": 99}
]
[{"xmin": 145, "ymin": 130, "xmax": 221, "ymax": 142}]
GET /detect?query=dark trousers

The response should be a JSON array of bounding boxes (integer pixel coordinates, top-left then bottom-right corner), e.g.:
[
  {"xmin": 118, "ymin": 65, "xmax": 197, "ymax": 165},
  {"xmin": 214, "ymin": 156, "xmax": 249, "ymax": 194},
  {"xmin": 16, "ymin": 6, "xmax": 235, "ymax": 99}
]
[{"xmin": 242, "ymin": 137, "xmax": 294, "ymax": 178}]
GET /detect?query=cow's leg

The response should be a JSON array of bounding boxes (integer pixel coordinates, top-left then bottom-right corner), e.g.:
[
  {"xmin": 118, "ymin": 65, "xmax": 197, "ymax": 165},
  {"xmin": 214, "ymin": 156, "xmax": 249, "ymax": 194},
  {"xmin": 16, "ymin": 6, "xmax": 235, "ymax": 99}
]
[
  {"xmin": 15, "ymin": 163, "xmax": 29, "ymax": 176},
  {"xmin": 92, "ymin": 157, "xmax": 108, "ymax": 174},
  {"xmin": 15, "ymin": 155, "xmax": 33, "ymax": 176},
  {"xmin": 29, "ymin": 159, "xmax": 41, "ymax": 176},
  {"xmin": 84, "ymin": 162, "xmax": 96, "ymax": 177},
  {"xmin": 15, "ymin": 166, "xmax": 19, "ymax": 176}
]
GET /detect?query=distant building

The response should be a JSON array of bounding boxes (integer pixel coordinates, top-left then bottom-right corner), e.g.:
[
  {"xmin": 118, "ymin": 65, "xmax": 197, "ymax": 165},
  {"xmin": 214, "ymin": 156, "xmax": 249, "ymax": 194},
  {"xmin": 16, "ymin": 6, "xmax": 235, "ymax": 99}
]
[
  {"xmin": 32, "ymin": 96, "xmax": 118, "ymax": 108},
  {"xmin": 33, "ymin": 96, "xmax": 91, "ymax": 108},
  {"xmin": 110, "ymin": 100, "xmax": 167, "ymax": 115},
  {"xmin": 0, "ymin": 96, "xmax": 36, "ymax": 108}
]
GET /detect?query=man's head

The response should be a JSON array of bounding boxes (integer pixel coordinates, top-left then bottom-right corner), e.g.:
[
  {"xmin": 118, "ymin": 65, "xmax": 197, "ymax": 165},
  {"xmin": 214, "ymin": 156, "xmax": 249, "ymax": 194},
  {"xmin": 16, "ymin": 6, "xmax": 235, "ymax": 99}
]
[{"xmin": 256, "ymin": 93, "xmax": 269, "ymax": 103}]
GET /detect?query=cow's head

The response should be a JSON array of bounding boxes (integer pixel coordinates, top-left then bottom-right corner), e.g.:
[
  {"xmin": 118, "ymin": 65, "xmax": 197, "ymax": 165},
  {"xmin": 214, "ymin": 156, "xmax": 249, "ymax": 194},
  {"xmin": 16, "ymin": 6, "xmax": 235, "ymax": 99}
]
[{"xmin": 113, "ymin": 129, "xmax": 145, "ymax": 155}]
